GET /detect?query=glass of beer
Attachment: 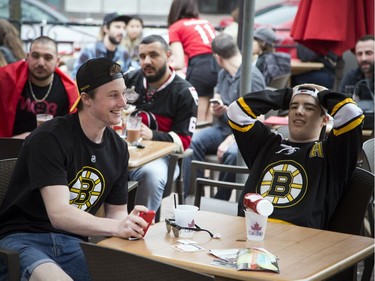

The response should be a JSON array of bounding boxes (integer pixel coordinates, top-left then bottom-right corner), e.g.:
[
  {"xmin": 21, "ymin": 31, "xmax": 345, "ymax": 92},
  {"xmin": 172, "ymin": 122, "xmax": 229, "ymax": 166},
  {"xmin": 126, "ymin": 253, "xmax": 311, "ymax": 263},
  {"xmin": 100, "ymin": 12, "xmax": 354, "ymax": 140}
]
[
  {"xmin": 36, "ymin": 114, "xmax": 53, "ymax": 127},
  {"xmin": 126, "ymin": 116, "xmax": 142, "ymax": 144}
]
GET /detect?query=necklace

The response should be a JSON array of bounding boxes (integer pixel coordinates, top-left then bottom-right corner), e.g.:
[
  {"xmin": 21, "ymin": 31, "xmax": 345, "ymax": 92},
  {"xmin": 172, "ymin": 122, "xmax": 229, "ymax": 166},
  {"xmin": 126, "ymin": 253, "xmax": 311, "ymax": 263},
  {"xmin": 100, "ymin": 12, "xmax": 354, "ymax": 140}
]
[{"xmin": 28, "ymin": 74, "xmax": 54, "ymax": 102}]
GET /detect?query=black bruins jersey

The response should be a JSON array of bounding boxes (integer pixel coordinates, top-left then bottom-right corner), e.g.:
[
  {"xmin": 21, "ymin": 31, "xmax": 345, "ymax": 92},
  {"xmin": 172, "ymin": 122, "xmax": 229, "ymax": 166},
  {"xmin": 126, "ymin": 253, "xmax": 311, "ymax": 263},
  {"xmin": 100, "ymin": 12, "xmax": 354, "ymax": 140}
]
[
  {"xmin": 228, "ymin": 88, "xmax": 364, "ymax": 229},
  {"xmin": 124, "ymin": 69, "xmax": 198, "ymax": 152}
]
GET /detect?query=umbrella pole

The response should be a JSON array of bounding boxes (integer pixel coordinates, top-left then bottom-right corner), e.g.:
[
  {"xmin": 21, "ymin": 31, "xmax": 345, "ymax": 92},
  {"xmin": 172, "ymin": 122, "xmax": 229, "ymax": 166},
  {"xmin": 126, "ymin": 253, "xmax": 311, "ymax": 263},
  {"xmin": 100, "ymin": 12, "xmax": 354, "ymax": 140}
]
[{"xmin": 333, "ymin": 57, "xmax": 345, "ymax": 91}]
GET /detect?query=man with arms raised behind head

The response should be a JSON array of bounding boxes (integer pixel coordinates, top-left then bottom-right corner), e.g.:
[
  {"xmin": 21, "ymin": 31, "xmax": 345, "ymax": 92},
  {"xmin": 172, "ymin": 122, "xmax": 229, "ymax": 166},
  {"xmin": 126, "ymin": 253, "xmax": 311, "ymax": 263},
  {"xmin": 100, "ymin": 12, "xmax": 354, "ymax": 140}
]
[
  {"xmin": 0, "ymin": 58, "xmax": 149, "ymax": 281},
  {"xmin": 0, "ymin": 36, "xmax": 78, "ymax": 138},
  {"xmin": 124, "ymin": 34, "xmax": 197, "ymax": 213},
  {"xmin": 227, "ymin": 84, "xmax": 363, "ymax": 229}
]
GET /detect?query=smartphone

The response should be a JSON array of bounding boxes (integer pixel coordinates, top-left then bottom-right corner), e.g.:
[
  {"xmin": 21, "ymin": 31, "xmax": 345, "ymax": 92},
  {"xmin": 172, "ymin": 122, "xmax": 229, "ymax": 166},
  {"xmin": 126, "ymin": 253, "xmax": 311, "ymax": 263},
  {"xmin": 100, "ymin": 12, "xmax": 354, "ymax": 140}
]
[
  {"xmin": 139, "ymin": 210, "xmax": 156, "ymax": 237},
  {"xmin": 209, "ymin": 98, "xmax": 221, "ymax": 105}
]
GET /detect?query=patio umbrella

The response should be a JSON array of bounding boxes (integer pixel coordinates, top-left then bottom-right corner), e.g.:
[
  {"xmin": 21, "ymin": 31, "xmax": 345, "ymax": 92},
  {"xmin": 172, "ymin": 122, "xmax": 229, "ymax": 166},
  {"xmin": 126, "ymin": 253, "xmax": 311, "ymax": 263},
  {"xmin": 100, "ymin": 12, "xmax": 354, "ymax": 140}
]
[{"xmin": 290, "ymin": 0, "xmax": 374, "ymax": 57}]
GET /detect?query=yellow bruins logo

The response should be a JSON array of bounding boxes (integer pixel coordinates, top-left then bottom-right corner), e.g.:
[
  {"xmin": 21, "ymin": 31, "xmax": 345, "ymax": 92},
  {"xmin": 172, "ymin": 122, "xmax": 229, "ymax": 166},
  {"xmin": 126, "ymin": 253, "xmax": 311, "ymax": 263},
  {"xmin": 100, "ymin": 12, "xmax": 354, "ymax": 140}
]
[
  {"xmin": 257, "ymin": 160, "xmax": 307, "ymax": 208},
  {"xmin": 69, "ymin": 166, "xmax": 105, "ymax": 211}
]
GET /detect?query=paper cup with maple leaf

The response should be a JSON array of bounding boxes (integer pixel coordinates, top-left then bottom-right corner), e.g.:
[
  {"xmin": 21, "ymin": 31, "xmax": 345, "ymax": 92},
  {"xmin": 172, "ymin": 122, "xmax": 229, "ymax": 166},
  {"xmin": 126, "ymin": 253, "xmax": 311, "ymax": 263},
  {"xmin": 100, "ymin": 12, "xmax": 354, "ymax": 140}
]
[{"xmin": 245, "ymin": 209, "xmax": 268, "ymax": 241}]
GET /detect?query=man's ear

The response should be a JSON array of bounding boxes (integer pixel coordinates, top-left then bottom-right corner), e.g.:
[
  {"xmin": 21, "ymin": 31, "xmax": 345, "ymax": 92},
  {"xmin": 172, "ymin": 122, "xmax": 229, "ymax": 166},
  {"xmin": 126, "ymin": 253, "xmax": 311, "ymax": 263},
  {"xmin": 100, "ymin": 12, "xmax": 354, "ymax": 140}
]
[
  {"xmin": 166, "ymin": 49, "xmax": 172, "ymax": 60},
  {"xmin": 81, "ymin": 92, "xmax": 91, "ymax": 105},
  {"xmin": 322, "ymin": 114, "xmax": 330, "ymax": 126},
  {"xmin": 103, "ymin": 24, "xmax": 109, "ymax": 34}
]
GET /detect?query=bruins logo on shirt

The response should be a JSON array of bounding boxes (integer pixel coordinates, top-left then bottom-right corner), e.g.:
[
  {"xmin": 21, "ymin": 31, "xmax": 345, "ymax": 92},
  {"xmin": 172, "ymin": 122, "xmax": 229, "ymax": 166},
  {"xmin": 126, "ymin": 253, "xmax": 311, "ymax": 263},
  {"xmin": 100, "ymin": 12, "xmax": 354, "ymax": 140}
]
[
  {"xmin": 257, "ymin": 160, "xmax": 307, "ymax": 208},
  {"xmin": 69, "ymin": 166, "xmax": 105, "ymax": 211}
]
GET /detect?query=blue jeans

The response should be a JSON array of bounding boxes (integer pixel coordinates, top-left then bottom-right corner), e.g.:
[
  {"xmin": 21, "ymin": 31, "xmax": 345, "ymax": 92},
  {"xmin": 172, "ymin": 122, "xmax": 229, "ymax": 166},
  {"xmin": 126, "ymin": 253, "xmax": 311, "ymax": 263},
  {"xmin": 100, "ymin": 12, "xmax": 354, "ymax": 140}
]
[
  {"xmin": 0, "ymin": 232, "xmax": 90, "ymax": 281},
  {"xmin": 129, "ymin": 156, "xmax": 179, "ymax": 211},
  {"xmin": 183, "ymin": 125, "xmax": 238, "ymax": 200}
]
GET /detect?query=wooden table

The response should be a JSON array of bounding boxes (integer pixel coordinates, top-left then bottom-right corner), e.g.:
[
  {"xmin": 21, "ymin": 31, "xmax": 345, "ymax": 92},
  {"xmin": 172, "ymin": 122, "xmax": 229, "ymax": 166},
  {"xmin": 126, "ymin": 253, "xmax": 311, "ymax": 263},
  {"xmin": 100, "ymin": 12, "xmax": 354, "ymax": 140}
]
[
  {"xmin": 99, "ymin": 211, "xmax": 374, "ymax": 281},
  {"xmin": 291, "ymin": 59, "xmax": 324, "ymax": 75},
  {"xmin": 128, "ymin": 140, "xmax": 178, "ymax": 169}
]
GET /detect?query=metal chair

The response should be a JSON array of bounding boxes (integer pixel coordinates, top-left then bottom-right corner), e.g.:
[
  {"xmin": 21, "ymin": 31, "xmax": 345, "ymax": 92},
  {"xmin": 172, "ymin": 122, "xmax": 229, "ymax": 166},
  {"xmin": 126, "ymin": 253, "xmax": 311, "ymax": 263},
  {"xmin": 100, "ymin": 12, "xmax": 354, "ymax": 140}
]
[
  {"xmin": 0, "ymin": 158, "xmax": 20, "ymax": 281},
  {"xmin": 127, "ymin": 149, "xmax": 193, "ymax": 222},
  {"xmin": 0, "ymin": 138, "xmax": 24, "ymax": 160},
  {"xmin": 155, "ymin": 149, "xmax": 193, "ymax": 222},
  {"xmin": 80, "ymin": 242, "xmax": 215, "ymax": 281},
  {"xmin": 191, "ymin": 160, "xmax": 248, "ymax": 215},
  {"xmin": 326, "ymin": 167, "xmax": 375, "ymax": 281},
  {"xmin": 362, "ymin": 138, "xmax": 374, "ymax": 173},
  {"xmin": 267, "ymin": 73, "xmax": 291, "ymax": 90},
  {"xmin": 360, "ymin": 139, "xmax": 375, "ymax": 281}
]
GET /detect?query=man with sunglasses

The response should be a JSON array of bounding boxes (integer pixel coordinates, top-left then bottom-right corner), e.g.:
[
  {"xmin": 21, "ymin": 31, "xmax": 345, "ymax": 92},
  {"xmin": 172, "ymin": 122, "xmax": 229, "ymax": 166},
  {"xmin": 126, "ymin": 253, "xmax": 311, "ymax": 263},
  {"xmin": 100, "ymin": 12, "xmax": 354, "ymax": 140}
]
[{"xmin": 227, "ymin": 84, "xmax": 364, "ymax": 229}]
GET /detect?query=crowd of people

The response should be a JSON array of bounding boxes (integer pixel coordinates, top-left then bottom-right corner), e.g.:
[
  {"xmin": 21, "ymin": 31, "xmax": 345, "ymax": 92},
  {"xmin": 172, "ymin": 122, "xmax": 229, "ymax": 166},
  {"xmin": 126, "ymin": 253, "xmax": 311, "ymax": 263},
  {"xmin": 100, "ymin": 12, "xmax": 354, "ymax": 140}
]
[{"xmin": 0, "ymin": 0, "xmax": 373, "ymax": 279}]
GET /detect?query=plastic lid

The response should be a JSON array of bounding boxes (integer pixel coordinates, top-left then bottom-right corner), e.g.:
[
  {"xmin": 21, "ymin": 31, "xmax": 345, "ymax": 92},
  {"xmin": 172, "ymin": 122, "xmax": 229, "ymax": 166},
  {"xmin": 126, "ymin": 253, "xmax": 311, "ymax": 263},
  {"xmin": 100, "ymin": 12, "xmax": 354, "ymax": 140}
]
[{"xmin": 256, "ymin": 199, "xmax": 274, "ymax": 217}]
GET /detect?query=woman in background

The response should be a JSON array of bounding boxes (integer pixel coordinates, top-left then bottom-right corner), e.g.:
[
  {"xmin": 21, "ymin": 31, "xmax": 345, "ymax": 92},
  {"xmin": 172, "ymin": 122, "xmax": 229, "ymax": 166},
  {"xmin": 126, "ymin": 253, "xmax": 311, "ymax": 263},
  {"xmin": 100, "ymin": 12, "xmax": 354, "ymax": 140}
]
[
  {"xmin": 122, "ymin": 16, "xmax": 144, "ymax": 66},
  {"xmin": 168, "ymin": 0, "xmax": 219, "ymax": 123},
  {"xmin": 0, "ymin": 19, "xmax": 26, "ymax": 67}
]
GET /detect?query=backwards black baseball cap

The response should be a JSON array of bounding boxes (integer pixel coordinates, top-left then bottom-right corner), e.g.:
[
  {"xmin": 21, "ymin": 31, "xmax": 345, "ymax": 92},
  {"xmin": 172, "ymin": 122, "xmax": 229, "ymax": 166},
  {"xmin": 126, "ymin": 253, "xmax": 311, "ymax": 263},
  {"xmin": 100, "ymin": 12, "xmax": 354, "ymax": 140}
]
[
  {"xmin": 70, "ymin": 58, "xmax": 124, "ymax": 112},
  {"xmin": 103, "ymin": 12, "xmax": 131, "ymax": 26}
]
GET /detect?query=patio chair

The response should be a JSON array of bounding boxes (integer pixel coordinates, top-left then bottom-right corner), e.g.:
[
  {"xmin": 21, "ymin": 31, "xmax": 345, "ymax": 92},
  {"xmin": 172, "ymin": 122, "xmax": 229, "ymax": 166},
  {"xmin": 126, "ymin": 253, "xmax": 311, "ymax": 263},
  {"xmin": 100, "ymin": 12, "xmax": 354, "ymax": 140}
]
[
  {"xmin": 127, "ymin": 149, "xmax": 193, "ymax": 222},
  {"xmin": 360, "ymin": 138, "xmax": 374, "ymax": 281},
  {"xmin": 362, "ymin": 138, "xmax": 374, "ymax": 173},
  {"xmin": 155, "ymin": 148, "xmax": 193, "ymax": 222},
  {"xmin": 0, "ymin": 138, "xmax": 24, "ymax": 160},
  {"xmin": 80, "ymin": 242, "xmax": 215, "ymax": 281},
  {"xmin": 267, "ymin": 73, "xmax": 291, "ymax": 90},
  {"xmin": 326, "ymin": 167, "xmax": 374, "ymax": 281},
  {"xmin": 0, "ymin": 158, "xmax": 20, "ymax": 281},
  {"xmin": 191, "ymin": 160, "xmax": 248, "ymax": 216}
]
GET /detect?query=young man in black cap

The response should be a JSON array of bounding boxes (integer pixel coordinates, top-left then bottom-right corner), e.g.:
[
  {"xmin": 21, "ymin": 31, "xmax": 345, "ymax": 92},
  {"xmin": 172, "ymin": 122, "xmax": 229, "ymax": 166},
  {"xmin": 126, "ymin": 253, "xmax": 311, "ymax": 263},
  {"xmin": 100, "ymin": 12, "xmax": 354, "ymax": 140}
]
[
  {"xmin": 0, "ymin": 58, "xmax": 149, "ymax": 281},
  {"xmin": 72, "ymin": 12, "xmax": 134, "ymax": 79}
]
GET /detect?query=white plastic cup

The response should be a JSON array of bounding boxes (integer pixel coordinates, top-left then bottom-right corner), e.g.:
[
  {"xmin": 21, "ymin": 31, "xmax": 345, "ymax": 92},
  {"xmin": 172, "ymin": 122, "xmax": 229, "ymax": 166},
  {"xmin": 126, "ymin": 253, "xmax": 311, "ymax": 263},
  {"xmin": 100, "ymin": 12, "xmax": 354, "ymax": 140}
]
[
  {"xmin": 174, "ymin": 205, "xmax": 199, "ymax": 238},
  {"xmin": 245, "ymin": 209, "xmax": 268, "ymax": 241}
]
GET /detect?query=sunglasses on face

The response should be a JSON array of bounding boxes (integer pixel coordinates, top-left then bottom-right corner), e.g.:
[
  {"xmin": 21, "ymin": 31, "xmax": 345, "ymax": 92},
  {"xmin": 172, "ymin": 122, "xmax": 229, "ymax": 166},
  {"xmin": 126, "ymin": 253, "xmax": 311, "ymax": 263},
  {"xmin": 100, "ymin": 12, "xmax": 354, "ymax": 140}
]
[{"xmin": 165, "ymin": 218, "xmax": 214, "ymax": 238}]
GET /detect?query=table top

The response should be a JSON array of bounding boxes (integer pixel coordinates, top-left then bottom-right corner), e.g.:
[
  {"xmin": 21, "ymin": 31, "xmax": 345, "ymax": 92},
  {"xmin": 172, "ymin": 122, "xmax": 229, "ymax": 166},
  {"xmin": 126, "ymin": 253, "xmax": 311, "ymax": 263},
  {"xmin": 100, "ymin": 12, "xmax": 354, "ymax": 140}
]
[
  {"xmin": 128, "ymin": 140, "xmax": 178, "ymax": 169},
  {"xmin": 98, "ymin": 211, "xmax": 374, "ymax": 281},
  {"xmin": 291, "ymin": 59, "xmax": 324, "ymax": 75}
]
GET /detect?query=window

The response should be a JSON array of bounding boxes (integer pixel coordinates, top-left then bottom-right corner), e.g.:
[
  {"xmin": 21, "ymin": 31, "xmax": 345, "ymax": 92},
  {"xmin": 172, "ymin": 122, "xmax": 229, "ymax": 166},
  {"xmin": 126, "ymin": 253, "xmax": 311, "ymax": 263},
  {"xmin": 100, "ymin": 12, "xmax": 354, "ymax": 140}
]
[{"xmin": 198, "ymin": 0, "xmax": 240, "ymax": 14}]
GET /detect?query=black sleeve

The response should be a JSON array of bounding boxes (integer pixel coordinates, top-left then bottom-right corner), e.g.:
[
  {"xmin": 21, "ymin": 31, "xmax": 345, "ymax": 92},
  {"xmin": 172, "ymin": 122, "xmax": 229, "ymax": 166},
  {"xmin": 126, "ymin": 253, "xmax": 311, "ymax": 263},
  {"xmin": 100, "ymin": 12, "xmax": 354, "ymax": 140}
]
[{"xmin": 238, "ymin": 87, "xmax": 294, "ymax": 117}]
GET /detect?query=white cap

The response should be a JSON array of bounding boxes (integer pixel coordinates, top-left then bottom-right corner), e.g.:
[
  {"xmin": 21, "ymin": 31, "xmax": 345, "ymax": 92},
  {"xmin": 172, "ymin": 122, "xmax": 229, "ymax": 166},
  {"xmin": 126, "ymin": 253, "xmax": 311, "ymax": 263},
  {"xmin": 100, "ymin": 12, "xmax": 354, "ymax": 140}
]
[
  {"xmin": 291, "ymin": 85, "xmax": 329, "ymax": 115},
  {"xmin": 256, "ymin": 199, "xmax": 274, "ymax": 217}
]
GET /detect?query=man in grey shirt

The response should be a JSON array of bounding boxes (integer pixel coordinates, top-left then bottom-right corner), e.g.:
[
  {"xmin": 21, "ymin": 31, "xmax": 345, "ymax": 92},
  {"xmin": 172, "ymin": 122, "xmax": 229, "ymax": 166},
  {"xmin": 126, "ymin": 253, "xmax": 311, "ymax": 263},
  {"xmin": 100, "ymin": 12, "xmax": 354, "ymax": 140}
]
[{"xmin": 183, "ymin": 33, "xmax": 266, "ymax": 200}]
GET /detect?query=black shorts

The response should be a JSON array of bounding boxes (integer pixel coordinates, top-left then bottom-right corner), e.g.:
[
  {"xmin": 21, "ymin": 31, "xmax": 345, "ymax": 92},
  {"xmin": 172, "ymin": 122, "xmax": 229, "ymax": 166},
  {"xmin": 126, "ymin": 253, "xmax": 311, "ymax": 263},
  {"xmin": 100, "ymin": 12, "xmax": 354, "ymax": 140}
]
[{"xmin": 186, "ymin": 54, "xmax": 220, "ymax": 98}]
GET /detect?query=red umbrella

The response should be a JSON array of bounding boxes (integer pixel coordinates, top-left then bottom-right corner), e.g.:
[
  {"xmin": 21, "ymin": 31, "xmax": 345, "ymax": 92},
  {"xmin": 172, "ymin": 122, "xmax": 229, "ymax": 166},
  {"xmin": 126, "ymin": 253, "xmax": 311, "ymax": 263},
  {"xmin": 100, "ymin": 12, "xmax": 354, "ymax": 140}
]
[{"xmin": 290, "ymin": 0, "xmax": 374, "ymax": 57}]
